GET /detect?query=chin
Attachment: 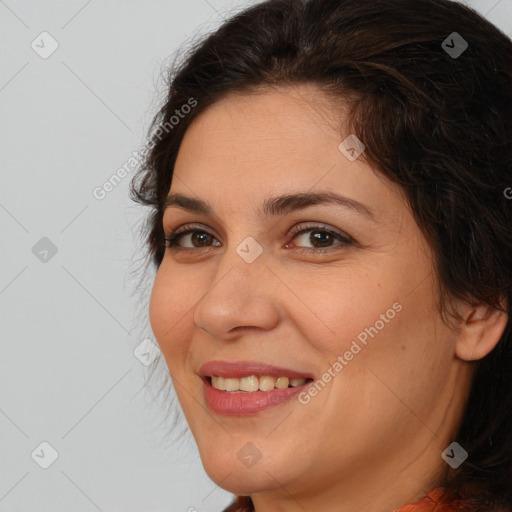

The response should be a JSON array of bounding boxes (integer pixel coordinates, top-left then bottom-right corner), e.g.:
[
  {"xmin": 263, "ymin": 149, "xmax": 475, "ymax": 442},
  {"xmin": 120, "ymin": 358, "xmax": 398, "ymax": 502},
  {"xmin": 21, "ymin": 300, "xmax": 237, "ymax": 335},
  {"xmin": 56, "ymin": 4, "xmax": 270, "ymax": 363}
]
[
  {"xmin": 198, "ymin": 445, "xmax": 294, "ymax": 496},
  {"xmin": 205, "ymin": 463, "xmax": 281, "ymax": 496}
]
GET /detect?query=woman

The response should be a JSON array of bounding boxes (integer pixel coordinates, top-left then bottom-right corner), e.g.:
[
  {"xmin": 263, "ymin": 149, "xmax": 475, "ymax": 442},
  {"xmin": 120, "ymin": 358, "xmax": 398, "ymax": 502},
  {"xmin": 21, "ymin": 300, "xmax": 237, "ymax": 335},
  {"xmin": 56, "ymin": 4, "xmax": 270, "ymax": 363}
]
[{"xmin": 130, "ymin": 0, "xmax": 512, "ymax": 510}]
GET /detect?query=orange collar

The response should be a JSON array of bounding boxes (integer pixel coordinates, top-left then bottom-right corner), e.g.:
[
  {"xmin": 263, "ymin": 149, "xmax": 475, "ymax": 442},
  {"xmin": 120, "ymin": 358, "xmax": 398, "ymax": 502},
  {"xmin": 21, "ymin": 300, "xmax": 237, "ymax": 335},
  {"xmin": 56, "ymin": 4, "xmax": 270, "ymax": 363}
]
[{"xmin": 394, "ymin": 487, "xmax": 457, "ymax": 512}]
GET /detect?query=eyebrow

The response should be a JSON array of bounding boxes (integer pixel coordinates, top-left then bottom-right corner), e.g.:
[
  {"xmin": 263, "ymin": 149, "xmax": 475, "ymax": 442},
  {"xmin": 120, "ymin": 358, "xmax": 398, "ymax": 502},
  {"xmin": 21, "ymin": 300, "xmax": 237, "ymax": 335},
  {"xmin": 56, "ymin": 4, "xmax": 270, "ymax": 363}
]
[{"xmin": 163, "ymin": 191, "xmax": 375, "ymax": 221}]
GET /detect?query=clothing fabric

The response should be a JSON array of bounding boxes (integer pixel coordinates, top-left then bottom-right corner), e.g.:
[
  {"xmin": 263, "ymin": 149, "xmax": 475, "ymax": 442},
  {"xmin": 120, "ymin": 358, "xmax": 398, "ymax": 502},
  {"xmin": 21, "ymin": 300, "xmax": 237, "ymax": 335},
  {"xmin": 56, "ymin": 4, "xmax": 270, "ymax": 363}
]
[
  {"xmin": 223, "ymin": 487, "xmax": 467, "ymax": 512},
  {"xmin": 394, "ymin": 487, "xmax": 463, "ymax": 511}
]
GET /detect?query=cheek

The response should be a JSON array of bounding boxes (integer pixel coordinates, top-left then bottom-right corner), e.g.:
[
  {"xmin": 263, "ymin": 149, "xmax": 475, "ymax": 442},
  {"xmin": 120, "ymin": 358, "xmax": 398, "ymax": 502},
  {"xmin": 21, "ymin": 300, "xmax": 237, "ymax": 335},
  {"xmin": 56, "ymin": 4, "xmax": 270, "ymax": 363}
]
[
  {"xmin": 284, "ymin": 265, "xmax": 400, "ymax": 358},
  {"xmin": 148, "ymin": 271, "xmax": 170, "ymax": 343},
  {"xmin": 290, "ymin": 254, "xmax": 448, "ymax": 405},
  {"xmin": 148, "ymin": 265, "xmax": 195, "ymax": 357}
]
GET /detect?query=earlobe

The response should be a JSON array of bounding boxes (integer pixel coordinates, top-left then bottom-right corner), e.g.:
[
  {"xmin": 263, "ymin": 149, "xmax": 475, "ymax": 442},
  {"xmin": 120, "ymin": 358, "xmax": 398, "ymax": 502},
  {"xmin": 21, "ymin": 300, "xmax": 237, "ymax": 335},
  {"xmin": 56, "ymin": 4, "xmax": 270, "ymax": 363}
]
[{"xmin": 455, "ymin": 301, "xmax": 509, "ymax": 361}]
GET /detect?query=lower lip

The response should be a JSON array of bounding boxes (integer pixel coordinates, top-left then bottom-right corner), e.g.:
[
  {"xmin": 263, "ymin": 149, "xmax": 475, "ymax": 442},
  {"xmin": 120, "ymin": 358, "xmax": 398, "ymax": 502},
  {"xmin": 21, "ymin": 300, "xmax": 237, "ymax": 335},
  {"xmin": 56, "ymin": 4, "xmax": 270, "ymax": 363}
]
[{"xmin": 203, "ymin": 378, "xmax": 310, "ymax": 415}]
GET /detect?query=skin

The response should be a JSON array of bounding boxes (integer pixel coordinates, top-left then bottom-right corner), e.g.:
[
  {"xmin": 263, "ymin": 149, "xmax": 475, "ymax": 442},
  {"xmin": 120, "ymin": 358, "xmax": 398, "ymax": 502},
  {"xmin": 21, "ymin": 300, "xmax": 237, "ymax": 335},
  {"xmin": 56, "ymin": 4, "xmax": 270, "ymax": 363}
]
[{"xmin": 149, "ymin": 84, "xmax": 508, "ymax": 512}]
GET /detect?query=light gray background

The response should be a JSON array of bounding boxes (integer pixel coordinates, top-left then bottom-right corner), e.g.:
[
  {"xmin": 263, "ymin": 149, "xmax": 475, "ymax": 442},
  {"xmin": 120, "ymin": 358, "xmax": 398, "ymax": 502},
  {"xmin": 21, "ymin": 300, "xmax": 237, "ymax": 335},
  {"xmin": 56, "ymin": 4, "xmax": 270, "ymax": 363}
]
[{"xmin": 1, "ymin": 1, "xmax": 511, "ymax": 511}]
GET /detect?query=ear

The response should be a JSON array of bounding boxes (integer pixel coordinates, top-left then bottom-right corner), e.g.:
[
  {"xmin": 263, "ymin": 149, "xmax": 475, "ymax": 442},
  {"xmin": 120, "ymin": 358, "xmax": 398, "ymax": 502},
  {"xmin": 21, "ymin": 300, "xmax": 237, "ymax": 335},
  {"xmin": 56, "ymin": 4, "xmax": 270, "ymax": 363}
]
[{"xmin": 455, "ymin": 299, "xmax": 509, "ymax": 361}]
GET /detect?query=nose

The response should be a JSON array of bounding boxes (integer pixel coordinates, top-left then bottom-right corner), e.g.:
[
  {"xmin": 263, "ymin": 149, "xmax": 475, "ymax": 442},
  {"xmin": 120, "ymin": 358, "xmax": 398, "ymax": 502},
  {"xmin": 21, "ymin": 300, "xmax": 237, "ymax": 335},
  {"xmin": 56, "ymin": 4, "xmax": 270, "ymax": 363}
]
[{"xmin": 193, "ymin": 246, "xmax": 280, "ymax": 340}]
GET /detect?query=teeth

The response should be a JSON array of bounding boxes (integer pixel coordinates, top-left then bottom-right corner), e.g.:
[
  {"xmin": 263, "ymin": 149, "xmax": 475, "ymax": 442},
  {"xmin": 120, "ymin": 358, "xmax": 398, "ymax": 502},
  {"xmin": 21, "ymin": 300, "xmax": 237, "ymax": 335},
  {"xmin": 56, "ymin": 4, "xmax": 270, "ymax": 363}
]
[
  {"xmin": 211, "ymin": 375, "xmax": 307, "ymax": 392},
  {"xmin": 224, "ymin": 378, "xmax": 239, "ymax": 392},
  {"xmin": 275, "ymin": 376, "xmax": 289, "ymax": 389},
  {"xmin": 240, "ymin": 376, "xmax": 259, "ymax": 392},
  {"xmin": 259, "ymin": 375, "xmax": 275, "ymax": 391},
  {"xmin": 215, "ymin": 376, "xmax": 225, "ymax": 390}
]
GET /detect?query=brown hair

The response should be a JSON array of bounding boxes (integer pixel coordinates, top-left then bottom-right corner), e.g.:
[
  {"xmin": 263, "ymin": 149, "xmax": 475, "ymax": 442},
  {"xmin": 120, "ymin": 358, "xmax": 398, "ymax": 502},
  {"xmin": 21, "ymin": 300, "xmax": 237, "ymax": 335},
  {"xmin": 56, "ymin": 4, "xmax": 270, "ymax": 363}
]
[{"xmin": 130, "ymin": 0, "xmax": 512, "ymax": 510}]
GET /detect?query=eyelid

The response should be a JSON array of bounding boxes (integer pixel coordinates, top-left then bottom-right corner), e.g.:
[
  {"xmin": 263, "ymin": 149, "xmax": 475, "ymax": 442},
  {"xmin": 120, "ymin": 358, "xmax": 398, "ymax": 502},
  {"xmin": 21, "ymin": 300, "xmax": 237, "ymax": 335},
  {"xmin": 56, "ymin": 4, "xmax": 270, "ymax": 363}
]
[
  {"xmin": 164, "ymin": 222, "xmax": 218, "ymax": 237},
  {"xmin": 163, "ymin": 222, "xmax": 221, "ymax": 249},
  {"xmin": 288, "ymin": 222, "xmax": 354, "ymax": 243}
]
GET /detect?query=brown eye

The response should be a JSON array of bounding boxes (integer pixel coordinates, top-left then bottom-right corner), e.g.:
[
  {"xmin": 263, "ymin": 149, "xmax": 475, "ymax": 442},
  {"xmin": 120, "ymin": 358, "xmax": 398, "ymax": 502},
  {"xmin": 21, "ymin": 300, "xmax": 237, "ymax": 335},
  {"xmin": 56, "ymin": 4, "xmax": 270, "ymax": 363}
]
[
  {"xmin": 288, "ymin": 224, "xmax": 353, "ymax": 253},
  {"xmin": 164, "ymin": 229, "xmax": 221, "ymax": 249}
]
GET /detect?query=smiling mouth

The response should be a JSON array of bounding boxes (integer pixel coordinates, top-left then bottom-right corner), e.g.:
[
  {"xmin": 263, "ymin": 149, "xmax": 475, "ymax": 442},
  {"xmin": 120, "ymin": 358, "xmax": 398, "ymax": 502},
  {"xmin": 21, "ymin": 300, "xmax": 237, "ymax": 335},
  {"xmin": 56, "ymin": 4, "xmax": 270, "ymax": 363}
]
[{"xmin": 207, "ymin": 375, "xmax": 314, "ymax": 392}]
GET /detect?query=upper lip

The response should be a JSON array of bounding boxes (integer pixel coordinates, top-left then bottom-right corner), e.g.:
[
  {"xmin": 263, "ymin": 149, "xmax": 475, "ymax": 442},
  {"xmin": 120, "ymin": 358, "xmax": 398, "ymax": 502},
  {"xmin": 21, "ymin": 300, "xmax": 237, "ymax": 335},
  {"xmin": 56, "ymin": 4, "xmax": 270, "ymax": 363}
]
[{"xmin": 199, "ymin": 360, "xmax": 314, "ymax": 380}]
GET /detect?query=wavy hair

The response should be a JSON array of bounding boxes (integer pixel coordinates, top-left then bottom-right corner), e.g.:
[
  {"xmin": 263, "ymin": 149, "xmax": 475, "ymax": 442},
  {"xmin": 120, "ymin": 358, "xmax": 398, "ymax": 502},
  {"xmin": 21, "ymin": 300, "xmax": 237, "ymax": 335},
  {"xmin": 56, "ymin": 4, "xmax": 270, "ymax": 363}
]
[{"xmin": 130, "ymin": 0, "xmax": 512, "ymax": 510}]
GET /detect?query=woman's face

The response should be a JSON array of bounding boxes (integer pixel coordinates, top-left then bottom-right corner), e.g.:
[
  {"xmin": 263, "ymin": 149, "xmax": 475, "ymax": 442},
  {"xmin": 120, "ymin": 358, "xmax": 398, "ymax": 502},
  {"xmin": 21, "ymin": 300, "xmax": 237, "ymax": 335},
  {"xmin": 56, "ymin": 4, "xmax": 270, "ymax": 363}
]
[{"xmin": 149, "ymin": 85, "xmax": 472, "ymax": 508}]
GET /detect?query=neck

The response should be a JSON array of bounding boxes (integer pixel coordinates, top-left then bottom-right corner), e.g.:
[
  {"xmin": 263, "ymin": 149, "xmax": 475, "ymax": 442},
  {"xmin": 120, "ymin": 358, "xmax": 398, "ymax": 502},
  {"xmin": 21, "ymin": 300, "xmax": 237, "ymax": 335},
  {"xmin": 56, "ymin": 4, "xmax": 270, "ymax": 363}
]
[{"xmin": 251, "ymin": 436, "xmax": 447, "ymax": 512}]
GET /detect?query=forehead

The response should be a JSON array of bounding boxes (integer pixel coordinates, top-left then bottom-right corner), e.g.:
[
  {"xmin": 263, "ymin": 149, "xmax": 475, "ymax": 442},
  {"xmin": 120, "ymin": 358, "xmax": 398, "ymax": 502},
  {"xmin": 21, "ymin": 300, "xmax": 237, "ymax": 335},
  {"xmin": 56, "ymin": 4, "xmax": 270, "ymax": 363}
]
[
  {"xmin": 175, "ymin": 86, "xmax": 349, "ymax": 182},
  {"xmin": 170, "ymin": 85, "xmax": 404, "ymax": 223},
  {"xmin": 184, "ymin": 85, "xmax": 344, "ymax": 150}
]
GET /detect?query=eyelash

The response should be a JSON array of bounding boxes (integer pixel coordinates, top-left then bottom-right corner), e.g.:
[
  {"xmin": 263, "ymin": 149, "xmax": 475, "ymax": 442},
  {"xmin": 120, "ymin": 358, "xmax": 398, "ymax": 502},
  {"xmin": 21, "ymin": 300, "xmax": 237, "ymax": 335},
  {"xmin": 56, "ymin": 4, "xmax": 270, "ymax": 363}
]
[{"xmin": 162, "ymin": 223, "xmax": 354, "ymax": 255}]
